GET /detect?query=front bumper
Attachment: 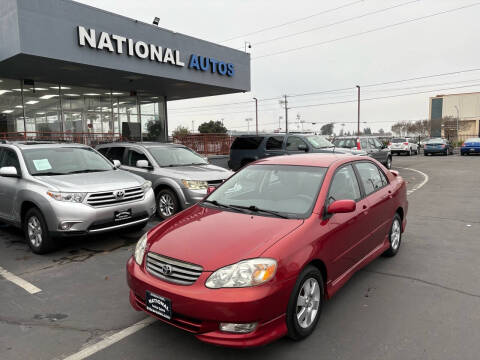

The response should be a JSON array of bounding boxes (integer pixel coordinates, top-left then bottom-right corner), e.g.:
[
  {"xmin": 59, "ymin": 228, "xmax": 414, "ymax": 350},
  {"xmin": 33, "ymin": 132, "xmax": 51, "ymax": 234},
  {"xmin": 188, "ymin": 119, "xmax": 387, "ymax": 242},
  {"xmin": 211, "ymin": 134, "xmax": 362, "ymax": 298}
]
[
  {"xmin": 47, "ymin": 189, "xmax": 156, "ymax": 236},
  {"xmin": 126, "ymin": 256, "xmax": 293, "ymax": 348},
  {"xmin": 181, "ymin": 188, "xmax": 208, "ymax": 208}
]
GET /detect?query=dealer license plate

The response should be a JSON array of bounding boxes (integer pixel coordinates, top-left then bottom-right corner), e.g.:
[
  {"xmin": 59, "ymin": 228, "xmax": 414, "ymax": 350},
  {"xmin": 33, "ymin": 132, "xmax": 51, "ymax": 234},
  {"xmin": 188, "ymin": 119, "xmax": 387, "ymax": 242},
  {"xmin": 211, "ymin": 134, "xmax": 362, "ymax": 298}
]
[{"xmin": 145, "ymin": 291, "xmax": 172, "ymax": 320}]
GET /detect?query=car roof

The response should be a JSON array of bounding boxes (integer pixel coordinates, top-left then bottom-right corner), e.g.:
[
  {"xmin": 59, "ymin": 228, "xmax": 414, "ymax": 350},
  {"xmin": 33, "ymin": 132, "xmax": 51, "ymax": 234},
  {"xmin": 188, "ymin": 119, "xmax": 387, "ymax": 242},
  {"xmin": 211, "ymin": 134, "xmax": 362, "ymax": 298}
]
[
  {"xmin": 334, "ymin": 136, "xmax": 378, "ymax": 139},
  {"xmin": 254, "ymin": 153, "xmax": 365, "ymax": 167},
  {"xmin": 6, "ymin": 142, "xmax": 89, "ymax": 150},
  {"xmin": 97, "ymin": 142, "xmax": 186, "ymax": 148}
]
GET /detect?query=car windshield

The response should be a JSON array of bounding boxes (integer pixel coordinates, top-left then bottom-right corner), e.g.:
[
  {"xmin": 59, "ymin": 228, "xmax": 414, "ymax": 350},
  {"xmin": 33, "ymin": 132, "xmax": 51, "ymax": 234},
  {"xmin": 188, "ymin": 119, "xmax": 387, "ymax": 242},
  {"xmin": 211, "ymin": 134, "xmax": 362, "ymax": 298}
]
[
  {"xmin": 333, "ymin": 138, "xmax": 356, "ymax": 148},
  {"xmin": 148, "ymin": 146, "xmax": 207, "ymax": 167},
  {"xmin": 305, "ymin": 135, "xmax": 334, "ymax": 149},
  {"xmin": 392, "ymin": 138, "xmax": 406, "ymax": 143},
  {"xmin": 23, "ymin": 147, "xmax": 113, "ymax": 176},
  {"xmin": 204, "ymin": 164, "xmax": 327, "ymax": 218}
]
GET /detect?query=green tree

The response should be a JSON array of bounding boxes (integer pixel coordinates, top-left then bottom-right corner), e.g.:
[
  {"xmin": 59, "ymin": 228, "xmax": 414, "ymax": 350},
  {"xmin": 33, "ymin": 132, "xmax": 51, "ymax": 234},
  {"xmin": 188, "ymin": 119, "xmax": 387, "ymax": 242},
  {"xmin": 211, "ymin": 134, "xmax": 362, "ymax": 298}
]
[
  {"xmin": 145, "ymin": 119, "xmax": 165, "ymax": 141},
  {"xmin": 363, "ymin": 127, "xmax": 372, "ymax": 135},
  {"xmin": 172, "ymin": 125, "xmax": 190, "ymax": 137},
  {"xmin": 320, "ymin": 123, "xmax": 334, "ymax": 135},
  {"xmin": 198, "ymin": 120, "xmax": 227, "ymax": 134}
]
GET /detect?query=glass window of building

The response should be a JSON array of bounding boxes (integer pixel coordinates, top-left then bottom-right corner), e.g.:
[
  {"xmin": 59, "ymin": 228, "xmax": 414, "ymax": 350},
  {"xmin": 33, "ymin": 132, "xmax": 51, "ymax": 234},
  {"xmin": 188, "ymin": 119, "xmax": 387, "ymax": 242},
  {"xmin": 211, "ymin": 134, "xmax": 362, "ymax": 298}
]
[{"xmin": 0, "ymin": 78, "xmax": 24, "ymax": 137}]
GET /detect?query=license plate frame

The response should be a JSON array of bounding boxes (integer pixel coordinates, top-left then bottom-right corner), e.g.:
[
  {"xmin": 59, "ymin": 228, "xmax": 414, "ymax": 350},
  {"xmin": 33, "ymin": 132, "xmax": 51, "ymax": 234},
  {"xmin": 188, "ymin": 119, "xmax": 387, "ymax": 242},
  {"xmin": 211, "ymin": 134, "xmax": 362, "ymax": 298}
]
[
  {"xmin": 114, "ymin": 209, "xmax": 132, "ymax": 221},
  {"xmin": 145, "ymin": 291, "xmax": 172, "ymax": 320}
]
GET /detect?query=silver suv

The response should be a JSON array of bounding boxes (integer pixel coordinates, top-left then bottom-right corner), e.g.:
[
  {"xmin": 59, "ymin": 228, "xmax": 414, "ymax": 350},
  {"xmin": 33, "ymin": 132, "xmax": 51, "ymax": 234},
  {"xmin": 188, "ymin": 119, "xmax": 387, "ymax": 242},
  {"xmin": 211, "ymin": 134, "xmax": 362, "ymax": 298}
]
[
  {"xmin": 0, "ymin": 142, "xmax": 156, "ymax": 254},
  {"xmin": 97, "ymin": 143, "xmax": 232, "ymax": 219}
]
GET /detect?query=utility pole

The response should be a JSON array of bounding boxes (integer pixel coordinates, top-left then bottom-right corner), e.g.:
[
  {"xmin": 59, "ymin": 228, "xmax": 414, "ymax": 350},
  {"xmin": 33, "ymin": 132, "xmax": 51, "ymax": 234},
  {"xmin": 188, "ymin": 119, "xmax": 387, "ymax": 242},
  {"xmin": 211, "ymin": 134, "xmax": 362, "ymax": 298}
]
[
  {"xmin": 253, "ymin": 97, "xmax": 258, "ymax": 135},
  {"xmin": 191, "ymin": 120, "xmax": 195, "ymax": 133},
  {"xmin": 356, "ymin": 85, "xmax": 361, "ymax": 136},
  {"xmin": 280, "ymin": 95, "xmax": 289, "ymax": 133}
]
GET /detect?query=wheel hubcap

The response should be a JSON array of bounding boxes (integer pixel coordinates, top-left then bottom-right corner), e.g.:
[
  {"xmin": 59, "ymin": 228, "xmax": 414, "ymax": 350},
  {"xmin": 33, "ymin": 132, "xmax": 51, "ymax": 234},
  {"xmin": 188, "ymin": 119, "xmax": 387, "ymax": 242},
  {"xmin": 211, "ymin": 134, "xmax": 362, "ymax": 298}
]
[
  {"xmin": 387, "ymin": 158, "xmax": 391, "ymax": 168},
  {"xmin": 391, "ymin": 219, "xmax": 401, "ymax": 250},
  {"xmin": 296, "ymin": 278, "xmax": 320, "ymax": 329},
  {"xmin": 159, "ymin": 194, "xmax": 175, "ymax": 217},
  {"xmin": 27, "ymin": 216, "xmax": 43, "ymax": 247}
]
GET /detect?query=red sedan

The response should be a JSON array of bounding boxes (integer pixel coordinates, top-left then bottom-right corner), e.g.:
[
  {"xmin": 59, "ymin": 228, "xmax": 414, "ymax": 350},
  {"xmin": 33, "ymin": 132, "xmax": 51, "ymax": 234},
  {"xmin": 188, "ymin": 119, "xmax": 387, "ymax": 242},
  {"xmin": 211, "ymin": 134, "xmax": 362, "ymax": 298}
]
[{"xmin": 127, "ymin": 154, "xmax": 408, "ymax": 347}]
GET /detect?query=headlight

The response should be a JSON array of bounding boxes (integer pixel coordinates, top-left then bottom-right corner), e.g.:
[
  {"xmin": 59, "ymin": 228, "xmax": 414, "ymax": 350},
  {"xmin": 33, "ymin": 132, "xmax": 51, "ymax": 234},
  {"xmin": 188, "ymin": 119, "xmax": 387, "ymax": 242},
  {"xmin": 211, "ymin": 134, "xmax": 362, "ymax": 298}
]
[
  {"xmin": 141, "ymin": 180, "xmax": 152, "ymax": 191},
  {"xmin": 47, "ymin": 191, "xmax": 86, "ymax": 203},
  {"xmin": 205, "ymin": 258, "xmax": 277, "ymax": 289},
  {"xmin": 182, "ymin": 179, "xmax": 208, "ymax": 190},
  {"xmin": 134, "ymin": 232, "xmax": 148, "ymax": 265}
]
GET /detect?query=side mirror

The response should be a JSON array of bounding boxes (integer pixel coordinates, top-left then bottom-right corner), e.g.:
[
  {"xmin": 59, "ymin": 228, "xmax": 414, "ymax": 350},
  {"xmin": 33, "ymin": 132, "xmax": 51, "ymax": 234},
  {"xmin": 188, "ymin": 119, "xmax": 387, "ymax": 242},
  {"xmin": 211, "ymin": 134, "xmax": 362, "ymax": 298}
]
[
  {"xmin": 327, "ymin": 199, "xmax": 356, "ymax": 214},
  {"xmin": 0, "ymin": 166, "xmax": 18, "ymax": 177},
  {"xmin": 112, "ymin": 159, "xmax": 121, "ymax": 168},
  {"xmin": 298, "ymin": 144, "xmax": 308, "ymax": 152},
  {"xmin": 207, "ymin": 186, "xmax": 216, "ymax": 195},
  {"xmin": 390, "ymin": 170, "xmax": 399, "ymax": 177},
  {"xmin": 136, "ymin": 160, "xmax": 150, "ymax": 169}
]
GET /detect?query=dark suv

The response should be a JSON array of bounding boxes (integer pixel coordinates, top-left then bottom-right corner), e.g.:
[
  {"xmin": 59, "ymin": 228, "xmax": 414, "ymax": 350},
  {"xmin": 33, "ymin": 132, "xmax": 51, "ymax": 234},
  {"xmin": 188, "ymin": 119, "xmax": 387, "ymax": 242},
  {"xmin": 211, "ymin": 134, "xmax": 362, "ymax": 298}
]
[
  {"xmin": 333, "ymin": 136, "xmax": 392, "ymax": 169},
  {"xmin": 228, "ymin": 134, "xmax": 365, "ymax": 171}
]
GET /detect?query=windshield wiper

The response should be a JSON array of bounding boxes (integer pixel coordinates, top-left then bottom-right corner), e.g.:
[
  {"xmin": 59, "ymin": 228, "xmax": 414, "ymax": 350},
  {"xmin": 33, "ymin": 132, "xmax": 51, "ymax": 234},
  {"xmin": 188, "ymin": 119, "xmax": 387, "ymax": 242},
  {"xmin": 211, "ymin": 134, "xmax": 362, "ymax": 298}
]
[
  {"xmin": 64, "ymin": 169, "xmax": 109, "ymax": 174},
  {"xmin": 202, "ymin": 200, "xmax": 245, "ymax": 212},
  {"xmin": 32, "ymin": 172, "xmax": 66, "ymax": 176},
  {"xmin": 227, "ymin": 204, "xmax": 290, "ymax": 219}
]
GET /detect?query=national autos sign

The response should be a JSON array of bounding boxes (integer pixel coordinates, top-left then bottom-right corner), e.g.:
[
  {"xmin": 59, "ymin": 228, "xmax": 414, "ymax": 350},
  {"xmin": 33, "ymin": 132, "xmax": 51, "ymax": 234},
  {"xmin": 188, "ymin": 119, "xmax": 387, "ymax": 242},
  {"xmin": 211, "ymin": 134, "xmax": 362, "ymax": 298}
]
[{"xmin": 77, "ymin": 26, "xmax": 234, "ymax": 77}]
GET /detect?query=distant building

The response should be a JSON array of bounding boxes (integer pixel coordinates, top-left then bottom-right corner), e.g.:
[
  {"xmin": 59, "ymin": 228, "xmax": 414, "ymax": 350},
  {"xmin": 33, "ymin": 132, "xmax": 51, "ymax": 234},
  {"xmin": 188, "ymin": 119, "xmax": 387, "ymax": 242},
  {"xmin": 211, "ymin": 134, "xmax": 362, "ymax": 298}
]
[{"xmin": 429, "ymin": 92, "xmax": 480, "ymax": 138}]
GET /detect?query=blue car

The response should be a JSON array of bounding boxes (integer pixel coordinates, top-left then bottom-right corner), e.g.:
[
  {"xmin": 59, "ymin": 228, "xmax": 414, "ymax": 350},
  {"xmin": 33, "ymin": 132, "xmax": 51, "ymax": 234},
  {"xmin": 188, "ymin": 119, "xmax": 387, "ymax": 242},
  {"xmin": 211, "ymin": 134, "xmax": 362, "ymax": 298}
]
[{"xmin": 461, "ymin": 138, "xmax": 480, "ymax": 156}]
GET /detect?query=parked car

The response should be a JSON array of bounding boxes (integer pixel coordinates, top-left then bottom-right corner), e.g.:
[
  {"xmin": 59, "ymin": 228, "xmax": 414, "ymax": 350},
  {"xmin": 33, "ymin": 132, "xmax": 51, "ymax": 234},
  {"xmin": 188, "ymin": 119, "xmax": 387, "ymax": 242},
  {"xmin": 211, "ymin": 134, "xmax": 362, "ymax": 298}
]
[
  {"xmin": 228, "ymin": 134, "xmax": 366, "ymax": 171},
  {"xmin": 419, "ymin": 138, "xmax": 431, "ymax": 148},
  {"xmin": 388, "ymin": 137, "xmax": 419, "ymax": 156},
  {"xmin": 333, "ymin": 136, "xmax": 392, "ymax": 169},
  {"xmin": 97, "ymin": 143, "xmax": 232, "ymax": 219},
  {"xmin": 0, "ymin": 142, "xmax": 156, "ymax": 254},
  {"xmin": 460, "ymin": 138, "xmax": 480, "ymax": 155},
  {"xmin": 127, "ymin": 153, "xmax": 408, "ymax": 347},
  {"xmin": 423, "ymin": 138, "xmax": 454, "ymax": 156}
]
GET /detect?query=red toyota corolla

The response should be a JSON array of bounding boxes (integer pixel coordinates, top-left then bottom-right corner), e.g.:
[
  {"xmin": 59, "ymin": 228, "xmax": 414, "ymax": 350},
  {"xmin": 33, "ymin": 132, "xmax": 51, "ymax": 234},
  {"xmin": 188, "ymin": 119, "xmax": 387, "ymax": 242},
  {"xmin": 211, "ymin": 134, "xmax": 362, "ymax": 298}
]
[{"xmin": 127, "ymin": 154, "xmax": 408, "ymax": 347}]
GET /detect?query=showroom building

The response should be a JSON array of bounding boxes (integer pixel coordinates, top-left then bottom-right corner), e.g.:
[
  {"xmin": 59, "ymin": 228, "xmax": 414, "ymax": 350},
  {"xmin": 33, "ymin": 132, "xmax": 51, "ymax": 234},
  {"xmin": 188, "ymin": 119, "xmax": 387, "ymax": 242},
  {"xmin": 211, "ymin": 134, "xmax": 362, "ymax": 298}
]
[{"xmin": 0, "ymin": 0, "xmax": 250, "ymax": 142}]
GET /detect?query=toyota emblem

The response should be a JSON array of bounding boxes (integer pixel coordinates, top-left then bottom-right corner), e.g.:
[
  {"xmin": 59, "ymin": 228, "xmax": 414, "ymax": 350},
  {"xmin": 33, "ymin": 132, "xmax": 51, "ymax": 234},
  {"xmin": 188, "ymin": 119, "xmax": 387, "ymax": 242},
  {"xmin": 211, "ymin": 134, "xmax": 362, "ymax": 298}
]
[
  {"xmin": 115, "ymin": 190, "xmax": 125, "ymax": 199},
  {"xmin": 159, "ymin": 264, "xmax": 172, "ymax": 276}
]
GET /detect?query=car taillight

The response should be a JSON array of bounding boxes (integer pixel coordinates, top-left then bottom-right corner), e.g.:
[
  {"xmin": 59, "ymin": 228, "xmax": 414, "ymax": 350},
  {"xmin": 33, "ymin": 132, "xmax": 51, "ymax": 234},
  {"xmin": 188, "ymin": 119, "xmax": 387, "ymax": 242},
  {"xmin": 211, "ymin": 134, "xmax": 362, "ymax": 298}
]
[
  {"xmin": 403, "ymin": 142, "xmax": 409, "ymax": 145},
  {"xmin": 462, "ymin": 142, "xmax": 466, "ymax": 147},
  {"xmin": 357, "ymin": 138, "xmax": 361, "ymax": 150},
  {"xmin": 388, "ymin": 142, "xmax": 392, "ymax": 146}
]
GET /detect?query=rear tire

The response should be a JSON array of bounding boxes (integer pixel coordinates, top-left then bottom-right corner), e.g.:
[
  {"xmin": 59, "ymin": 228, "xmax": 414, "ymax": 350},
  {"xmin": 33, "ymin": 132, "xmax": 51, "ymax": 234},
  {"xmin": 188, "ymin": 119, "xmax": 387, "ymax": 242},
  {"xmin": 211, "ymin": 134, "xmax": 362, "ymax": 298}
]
[
  {"xmin": 286, "ymin": 265, "xmax": 324, "ymax": 341},
  {"xmin": 156, "ymin": 189, "xmax": 179, "ymax": 220},
  {"xmin": 23, "ymin": 208, "xmax": 56, "ymax": 254},
  {"xmin": 383, "ymin": 214, "xmax": 402, "ymax": 257},
  {"xmin": 384, "ymin": 156, "xmax": 392, "ymax": 169}
]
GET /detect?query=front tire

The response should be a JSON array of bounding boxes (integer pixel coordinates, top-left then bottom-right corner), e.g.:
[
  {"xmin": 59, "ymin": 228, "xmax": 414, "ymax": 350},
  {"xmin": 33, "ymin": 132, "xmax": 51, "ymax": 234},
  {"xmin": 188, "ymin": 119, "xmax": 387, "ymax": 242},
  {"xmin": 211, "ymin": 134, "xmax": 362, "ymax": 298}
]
[
  {"xmin": 385, "ymin": 156, "xmax": 392, "ymax": 169},
  {"xmin": 286, "ymin": 265, "xmax": 324, "ymax": 341},
  {"xmin": 383, "ymin": 214, "xmax": 402, "ymax": 257},
  {"xmin": 23, "ymin": 208, "xmax": 56, "ymax": 254},
  {"xmin": 156, "ymin": 189, "xmax": 179, "ymax": 220}
]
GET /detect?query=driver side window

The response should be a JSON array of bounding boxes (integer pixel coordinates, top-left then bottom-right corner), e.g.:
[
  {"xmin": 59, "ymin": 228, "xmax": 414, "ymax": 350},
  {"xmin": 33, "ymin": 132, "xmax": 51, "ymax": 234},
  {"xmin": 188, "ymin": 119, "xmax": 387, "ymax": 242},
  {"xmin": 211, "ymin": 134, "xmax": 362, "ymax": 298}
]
[
  {"xmin": 126, "ymin": 149, "xmax": 150, "ymax": 168},
  {"xmin": 327, "ymin": 165, "xmax": 361, "ymax": 206},
  {"xmin": 286, "ymin": 137, "xmax": 307, "ymax": 151}
]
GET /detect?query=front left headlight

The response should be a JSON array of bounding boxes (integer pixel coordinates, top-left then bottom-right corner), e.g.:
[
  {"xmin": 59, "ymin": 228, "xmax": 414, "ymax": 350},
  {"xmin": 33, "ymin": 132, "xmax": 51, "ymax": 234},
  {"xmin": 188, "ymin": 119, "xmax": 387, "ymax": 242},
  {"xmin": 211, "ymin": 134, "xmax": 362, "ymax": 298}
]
[
  {"xmin": 182, "ymin": 179, "xmax": 208, "ymax": 190},
  {"xmin": 134, "ymin": 232, "xmax": 148, "ymax": 265},
  {"xmin": 141, "ymin": 180, "xmax": 152, "ymax": 191},
  {"xmin": 205, "ymin": 258, "xmax": 277, "ymax": 289},
  {"xmin": 47, "ymin": 191, "xmax": 87, "ymax": 203}
]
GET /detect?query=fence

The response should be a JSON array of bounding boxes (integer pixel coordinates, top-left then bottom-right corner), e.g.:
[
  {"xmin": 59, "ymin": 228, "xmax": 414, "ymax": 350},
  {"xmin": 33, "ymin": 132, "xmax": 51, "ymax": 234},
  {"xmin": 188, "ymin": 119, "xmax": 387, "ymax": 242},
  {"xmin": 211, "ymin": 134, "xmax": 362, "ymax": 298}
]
[
  {"xmin": 173, "ymin": 134, "xmax": 235, "ymax": 155},
  {"xmin": 0, "ymin": 131, "xmax": 123, "ymax": 147}
]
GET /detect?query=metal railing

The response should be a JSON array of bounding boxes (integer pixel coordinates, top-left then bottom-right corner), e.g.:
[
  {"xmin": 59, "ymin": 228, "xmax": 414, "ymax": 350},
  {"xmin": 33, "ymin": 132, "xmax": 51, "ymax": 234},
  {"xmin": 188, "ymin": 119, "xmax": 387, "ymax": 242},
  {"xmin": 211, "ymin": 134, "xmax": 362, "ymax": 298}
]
[
  {"xmin": 0, "ymin": 131, "xmax": 123, "ymax": 146},
  {"xmin": 173, "ymin": 134, "xmax": 235, "ymax": 155}
]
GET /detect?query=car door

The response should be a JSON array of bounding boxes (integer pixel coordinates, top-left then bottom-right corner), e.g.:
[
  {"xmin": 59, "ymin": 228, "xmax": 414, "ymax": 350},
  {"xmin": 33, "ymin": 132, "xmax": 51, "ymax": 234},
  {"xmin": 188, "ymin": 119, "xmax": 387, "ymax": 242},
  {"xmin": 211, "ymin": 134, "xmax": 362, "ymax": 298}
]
[
  {"xmin": 264, "ymin": 136, "xmax": 286, "ymax": 158},
  {"xmin": 286, "ymin": 136, "xmax": 309, "ymax": 154},
  {"xmin": 123, "ymin": 147, "xmax": 156, "ymax": 182},
  {"xmin": 322, "ymin": 164, "xmax": 370, "ymax": 281},
  {"xmin": 0, "ymin": 148, "xmax": 21, "ymax": 221},
  {"xmin": 369, "ymin": 138, "xmax": 387, "ymax": 163},
  {"xmin": 354, "ymin": 161, "xmax": 393, "ymax": 253}
]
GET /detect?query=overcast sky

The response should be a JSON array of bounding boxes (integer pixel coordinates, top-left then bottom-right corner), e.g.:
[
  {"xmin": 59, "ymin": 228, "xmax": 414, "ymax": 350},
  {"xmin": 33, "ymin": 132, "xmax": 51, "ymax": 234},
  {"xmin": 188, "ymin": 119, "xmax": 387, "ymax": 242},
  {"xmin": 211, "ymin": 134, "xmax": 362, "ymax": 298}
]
[{"xmin": 76, "ymin": 0, "xmax": 480, "ymax": 134}]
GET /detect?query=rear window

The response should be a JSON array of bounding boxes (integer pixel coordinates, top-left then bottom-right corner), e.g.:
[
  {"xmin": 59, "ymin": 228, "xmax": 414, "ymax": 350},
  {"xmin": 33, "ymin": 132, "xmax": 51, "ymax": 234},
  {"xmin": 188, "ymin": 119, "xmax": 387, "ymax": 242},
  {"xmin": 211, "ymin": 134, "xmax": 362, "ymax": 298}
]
[
  {"xmin": 231, "ymin": 137, "xmax": 264, "ymax": 150},
  {"xmin": 392, "ymin": 138, "xmax": 406, "ymax": 143},
  {"xmin": 465, "ymin": 138, "xmax": 480, "ymax": 143},
  {"xmin": 333, "ymin": 138, "xmax": 356, "ymax": 148},
  {"xmin": 427, "ymin": 138, "xmax": 446, "ymax": 144}
]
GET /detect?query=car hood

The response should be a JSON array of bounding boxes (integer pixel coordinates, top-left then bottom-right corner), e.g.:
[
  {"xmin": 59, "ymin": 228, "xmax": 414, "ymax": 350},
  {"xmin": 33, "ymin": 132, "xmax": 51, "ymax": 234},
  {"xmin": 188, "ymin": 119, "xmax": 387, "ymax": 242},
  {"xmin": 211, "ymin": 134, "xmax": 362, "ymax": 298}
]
[
  {"xmin": 34, "ymin": 170, "xmax": 144, "ymax": 192},
  {"xmin": 155, "ymin": 164, "xmax": 233, "ymax": 181},
  {"xmin": 147, "ymin": 205, "xmax": 304, "ymax": 271},
  {"xmin": 315, "ymin": 147, "xmax": 367, "ymax": 155}
]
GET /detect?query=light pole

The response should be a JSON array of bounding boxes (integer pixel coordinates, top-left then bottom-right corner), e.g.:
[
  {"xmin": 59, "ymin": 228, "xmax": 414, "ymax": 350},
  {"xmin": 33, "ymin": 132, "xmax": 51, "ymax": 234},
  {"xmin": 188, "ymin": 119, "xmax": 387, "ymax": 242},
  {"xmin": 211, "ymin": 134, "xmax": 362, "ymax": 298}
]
[
  {"xmin": 454, "ymin": 105, "xmax": 460, "ymax": 142},
  {"xmin": 280, "ymin": 95, "xmax": 288, "ymax": 133},
  {"xmin": 245, "ymin": 118, "xmax": 252, "ymax": 134},
  {"xmin": 278, "ymin": 116, "xmax": 283, "ymax": 131},
  {"xmin": 356, "ymin": 85, "xmax": 361, "ymax": 136},
  {"xmin": 253, "ymin": 97, "xmax": 258, "ymax": 135}
]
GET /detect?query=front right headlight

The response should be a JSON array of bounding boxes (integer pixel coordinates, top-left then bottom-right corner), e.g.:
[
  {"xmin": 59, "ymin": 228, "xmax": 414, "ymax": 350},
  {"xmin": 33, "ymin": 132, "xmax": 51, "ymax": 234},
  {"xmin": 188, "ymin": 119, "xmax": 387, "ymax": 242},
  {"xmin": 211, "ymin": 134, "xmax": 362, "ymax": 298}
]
[
  {"xmin": 134, "ymin": 232, "xmax": 148, "ymax": 265},
  {"xmin": 205, "ymin": 258, "xmax": 277, "ymax": 289}
]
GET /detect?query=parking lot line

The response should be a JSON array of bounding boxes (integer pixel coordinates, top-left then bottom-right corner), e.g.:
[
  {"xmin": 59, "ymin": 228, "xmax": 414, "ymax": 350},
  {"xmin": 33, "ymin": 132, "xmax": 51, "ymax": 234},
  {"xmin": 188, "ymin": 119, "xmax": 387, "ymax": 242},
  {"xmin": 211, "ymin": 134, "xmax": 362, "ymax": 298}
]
[
  {"xmin": 396, "ymin": 167, "xmax": 429, "ymax": 196},
  {"xmin": 62, "ymin": 317, "xmax": 156, "ymax": 360},
  {"xmin": 0, "ymin": 266, "xmax": 42, "ymax": 294}
]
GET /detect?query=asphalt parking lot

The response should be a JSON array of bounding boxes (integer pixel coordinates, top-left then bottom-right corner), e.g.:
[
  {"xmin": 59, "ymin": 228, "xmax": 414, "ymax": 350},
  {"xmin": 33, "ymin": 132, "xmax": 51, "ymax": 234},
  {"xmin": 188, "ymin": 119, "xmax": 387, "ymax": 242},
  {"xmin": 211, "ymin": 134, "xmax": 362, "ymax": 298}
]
[{"xmin": 1, "ymin": 153, "xmax": 480, "ymax": 360}]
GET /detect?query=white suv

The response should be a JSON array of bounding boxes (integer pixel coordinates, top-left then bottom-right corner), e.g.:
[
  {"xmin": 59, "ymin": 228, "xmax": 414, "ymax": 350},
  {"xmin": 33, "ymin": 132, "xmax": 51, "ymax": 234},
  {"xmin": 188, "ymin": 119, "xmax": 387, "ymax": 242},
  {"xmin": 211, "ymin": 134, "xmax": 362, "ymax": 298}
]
[{"xmin": 389, "ymin": 138, "xmax": 419, "ymax": 156}]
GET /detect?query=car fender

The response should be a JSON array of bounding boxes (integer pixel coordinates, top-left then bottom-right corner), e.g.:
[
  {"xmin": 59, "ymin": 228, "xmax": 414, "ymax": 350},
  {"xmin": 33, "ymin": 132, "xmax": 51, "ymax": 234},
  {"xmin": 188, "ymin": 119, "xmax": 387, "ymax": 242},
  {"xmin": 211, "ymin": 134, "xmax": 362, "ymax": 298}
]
[
  {"xmin": 15, "ymin": 188, "xmax": 56, "ymax": 229},
  {"xmin": 152, "ymin": 178, "xmax": 187, "ymax": 209}
]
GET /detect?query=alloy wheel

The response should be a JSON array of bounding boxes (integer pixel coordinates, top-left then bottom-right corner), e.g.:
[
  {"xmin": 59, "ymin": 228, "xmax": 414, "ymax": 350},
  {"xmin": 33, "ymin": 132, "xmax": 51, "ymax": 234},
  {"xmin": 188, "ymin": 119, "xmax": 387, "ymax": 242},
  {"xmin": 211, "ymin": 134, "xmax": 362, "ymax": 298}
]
[
  {"xmin": 27, "ymin": 216, "xmax": 43, "ymax": 248},
  {"xmin": 386, "ymin": 157, "xmax": 392, "ymax": 169},
  {"xmin": 296, "ymin": 278, "xmax": 321, "ymax": 329},
  {"xmin": 159, "ymin": 193, "xmax": 175, "ymax": 217},
  {"xmin": 391, "ymin": 218, "xmax": 401, "ymax": 250}
]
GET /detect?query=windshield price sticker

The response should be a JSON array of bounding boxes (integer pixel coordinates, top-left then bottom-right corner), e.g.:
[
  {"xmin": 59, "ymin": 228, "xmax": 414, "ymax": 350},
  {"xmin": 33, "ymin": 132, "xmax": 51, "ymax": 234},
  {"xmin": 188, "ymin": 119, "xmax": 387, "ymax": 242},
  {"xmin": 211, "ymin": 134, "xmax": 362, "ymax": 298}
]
[{"xmin": 32, "ymin": 159, "xmax": 52, "ymax": 171}]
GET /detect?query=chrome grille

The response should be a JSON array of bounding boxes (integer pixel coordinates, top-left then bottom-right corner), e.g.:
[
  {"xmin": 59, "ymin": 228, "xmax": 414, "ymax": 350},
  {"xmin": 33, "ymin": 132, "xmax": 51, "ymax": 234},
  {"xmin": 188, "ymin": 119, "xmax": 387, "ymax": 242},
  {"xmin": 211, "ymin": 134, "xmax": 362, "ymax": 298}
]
[
  {"xmin": 86, "ymin": 186, "xmax": 144, "ymax": 207},
  {"xmin": 146, "ymin": 252, "xmax": 203, "ymax": 285}
]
